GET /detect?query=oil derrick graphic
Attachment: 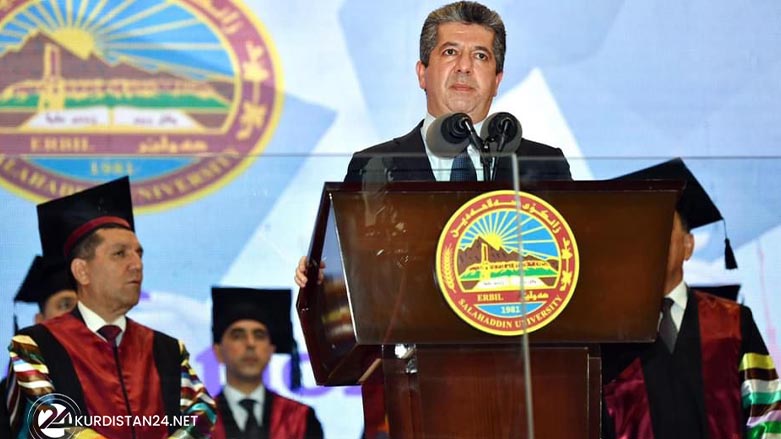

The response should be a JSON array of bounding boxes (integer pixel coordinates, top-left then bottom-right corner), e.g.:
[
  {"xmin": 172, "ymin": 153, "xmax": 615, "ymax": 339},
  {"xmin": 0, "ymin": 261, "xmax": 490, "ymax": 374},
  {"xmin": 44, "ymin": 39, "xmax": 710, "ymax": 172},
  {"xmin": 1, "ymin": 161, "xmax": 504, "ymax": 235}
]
[{"xmin": 39, "ymin": 43, "xmax": 65, "ymax": 111}]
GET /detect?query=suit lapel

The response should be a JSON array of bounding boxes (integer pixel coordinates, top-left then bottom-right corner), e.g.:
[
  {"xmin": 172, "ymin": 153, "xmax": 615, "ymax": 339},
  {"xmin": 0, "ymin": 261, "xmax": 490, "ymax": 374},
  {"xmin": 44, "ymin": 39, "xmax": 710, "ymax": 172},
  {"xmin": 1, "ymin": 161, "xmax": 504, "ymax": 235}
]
[
  {"xmin": 640, "ymin": 338, "xmax": 675, "ymax": 438},
  {"xmin": 260, "ymin": 389, "xmax": 275, "ymax": 439},
  {"xmin": 639, "ymin": 291, "xmax": 708, "ymax": 439},
  {"xmin": 216, "ymin": 392, "xmax": 243, "ymax": 439},
  {"xmin": 672, "ymin": 290, "xmax": 708, "ymax": 436},
  {"xmin": 387, "ymin": 122, "xmax": 436, "ymax": 182}
]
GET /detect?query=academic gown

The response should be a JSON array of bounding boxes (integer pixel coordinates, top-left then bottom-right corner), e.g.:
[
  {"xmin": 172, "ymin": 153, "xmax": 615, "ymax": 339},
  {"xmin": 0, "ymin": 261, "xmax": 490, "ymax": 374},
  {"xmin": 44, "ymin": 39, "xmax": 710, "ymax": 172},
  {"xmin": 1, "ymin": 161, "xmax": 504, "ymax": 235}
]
[
  {"xmin": 0, "ymin": 377, "xmax": 9, "ymax": 437},
  {"xmin": 603, "ymin": 290, "xmax": 780, "ymax": 439},
  {"xmin": 212, "ymin": 389, "xmax": 323, "ymax": 439},
  {"xmin": 5, "ymin": 309, "xmax": 215, "ymax": 438}
]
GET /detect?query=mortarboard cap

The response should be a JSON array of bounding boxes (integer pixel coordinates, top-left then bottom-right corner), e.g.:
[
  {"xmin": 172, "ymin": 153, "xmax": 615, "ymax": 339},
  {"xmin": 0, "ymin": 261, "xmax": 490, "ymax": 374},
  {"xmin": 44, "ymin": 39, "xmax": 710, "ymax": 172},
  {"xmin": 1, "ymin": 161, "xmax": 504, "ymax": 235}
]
[
  {"xmin": 616, "ymin": 158, "xmax": 737, "ymax": 269},
  {"xmin": 14, "ymin": 255, "xmax": 73, "ymax": 309},
  {"xmin": 689, "ymin": 284, "xmax": 741, "ymax": 302},
  {"xmin": 212, "ymin": 287, "xmax": 301, "ymax": 389},
  {"xmin": 211, "ymin": 287, "xmax": 295, "ymax": 351},
  {"xmin": 37, "ymin": 177, "xmax": 135, "ymax": 260}
]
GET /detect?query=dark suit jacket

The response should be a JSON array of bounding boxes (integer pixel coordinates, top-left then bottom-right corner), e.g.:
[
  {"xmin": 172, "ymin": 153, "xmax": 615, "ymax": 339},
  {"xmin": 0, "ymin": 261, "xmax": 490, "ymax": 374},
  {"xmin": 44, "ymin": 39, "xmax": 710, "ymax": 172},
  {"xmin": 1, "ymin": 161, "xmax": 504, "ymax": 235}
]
[
  {"xmin": 344, "ymin": 121, "xmax": 572, "ymax": 183},
  {"xmin": 0, "ymin": 377, "xmax": 9, "ymax": 438}
]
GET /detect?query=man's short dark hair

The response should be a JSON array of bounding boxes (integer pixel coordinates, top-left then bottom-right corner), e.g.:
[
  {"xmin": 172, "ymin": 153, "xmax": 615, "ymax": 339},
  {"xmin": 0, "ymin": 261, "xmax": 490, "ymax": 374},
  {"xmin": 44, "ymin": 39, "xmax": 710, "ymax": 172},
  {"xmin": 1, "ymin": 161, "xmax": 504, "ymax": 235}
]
[
  {"xmin": 67, "ymin": 224, "xmax": 131, "ymax": 289},
  {"xmin": 419, "ymin": 1, "xmax": 506, "ymax": 74}
]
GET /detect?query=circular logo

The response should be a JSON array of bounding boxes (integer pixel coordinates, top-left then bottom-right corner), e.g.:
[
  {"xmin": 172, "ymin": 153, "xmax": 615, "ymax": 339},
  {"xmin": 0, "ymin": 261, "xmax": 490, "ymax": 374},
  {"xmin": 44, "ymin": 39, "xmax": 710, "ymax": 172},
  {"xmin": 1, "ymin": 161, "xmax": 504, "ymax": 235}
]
[
  {"xmin": 28, "ymin": 393, "xmax": 82, "ymax": 439},
  {"xmin": 0, "ymin": 0, "xmax": 283, "ymax": 211},
  {"xmin": 435, "ymin": 190, "xmax": 580, "ymax": 336}
]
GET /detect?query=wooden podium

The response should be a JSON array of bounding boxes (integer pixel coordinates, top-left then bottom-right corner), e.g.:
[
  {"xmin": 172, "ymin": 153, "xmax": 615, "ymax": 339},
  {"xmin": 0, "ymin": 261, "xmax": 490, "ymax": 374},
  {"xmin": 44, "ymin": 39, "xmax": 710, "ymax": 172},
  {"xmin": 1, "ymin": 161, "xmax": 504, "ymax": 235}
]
[{"xmin": 297, "ymin": 180, "xmax": 679, "ymax": 438}]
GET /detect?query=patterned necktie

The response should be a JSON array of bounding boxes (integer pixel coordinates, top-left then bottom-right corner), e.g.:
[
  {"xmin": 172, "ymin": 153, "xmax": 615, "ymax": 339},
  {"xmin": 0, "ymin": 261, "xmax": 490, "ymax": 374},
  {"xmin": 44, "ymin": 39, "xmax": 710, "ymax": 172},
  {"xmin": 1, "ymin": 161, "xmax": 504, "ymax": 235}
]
[
  {"xmin": 98, "ymin": 324, "xmax": 122, "ymax": 346},
  {"xmin": 659, "ymin": 298, "xmax": 678, "ymax": 352},
  {"xmin": 450, "ymin": 147, "xmax": 477, "ymax": 182},
  {"xmin": 240, "ymin": 398, "xmax": 261, "ymax": 438}
]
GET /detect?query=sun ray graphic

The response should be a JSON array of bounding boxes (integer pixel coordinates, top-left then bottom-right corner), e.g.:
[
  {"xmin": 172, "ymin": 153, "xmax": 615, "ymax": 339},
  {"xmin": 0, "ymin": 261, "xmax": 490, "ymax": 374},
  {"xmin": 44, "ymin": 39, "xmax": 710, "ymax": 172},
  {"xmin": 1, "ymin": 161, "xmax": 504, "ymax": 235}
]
[
  {"xmin": 0, "ymin": 0, "xmax": 234, "ymax": 79},
  {"xmin": 460, "ymin": 210, "xmax": 521, "ymax": 252},
  {"xmin": 459, "ymin": 209, "xmax": 561, "ymax": 262},
  {"xmin": 74, "ymin": 0, "xmax": 90, "ymax": 28}
]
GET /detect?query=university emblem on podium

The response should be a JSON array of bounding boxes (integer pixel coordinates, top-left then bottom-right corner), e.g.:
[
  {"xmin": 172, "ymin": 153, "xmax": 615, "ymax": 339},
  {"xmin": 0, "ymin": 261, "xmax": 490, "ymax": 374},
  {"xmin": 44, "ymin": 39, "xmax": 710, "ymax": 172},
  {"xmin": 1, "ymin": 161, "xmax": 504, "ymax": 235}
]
[
  {"xmin": 435, "ymin": 190, "xmax": 580, "ymax": 336},
  {"xmin": 0, "ymin": 0, "xmax": 282, "ymax": 211}
]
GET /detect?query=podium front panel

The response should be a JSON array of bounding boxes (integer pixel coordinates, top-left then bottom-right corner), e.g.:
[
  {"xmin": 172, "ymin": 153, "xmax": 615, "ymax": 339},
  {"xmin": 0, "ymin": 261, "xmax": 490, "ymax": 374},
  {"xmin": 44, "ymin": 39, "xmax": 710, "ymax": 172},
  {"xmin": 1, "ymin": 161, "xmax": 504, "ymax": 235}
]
[{"xmin": 331, "ymin": 182, "xmax": 677, "ymax": 345}]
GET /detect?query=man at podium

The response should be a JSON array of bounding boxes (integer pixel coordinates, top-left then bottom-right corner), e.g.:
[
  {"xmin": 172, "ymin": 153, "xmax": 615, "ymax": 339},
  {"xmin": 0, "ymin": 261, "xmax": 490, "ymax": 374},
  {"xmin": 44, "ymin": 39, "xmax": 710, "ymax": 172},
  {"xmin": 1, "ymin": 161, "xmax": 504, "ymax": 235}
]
[
  {"xmin": 342, "ymin": 1, "xmax": 572, "ymax": 184},
  {"xmin": 297, "ymin": 3, "xmax": 575, "ymax": 437},
  {"xmin": 603, "ymin": 159, "xmax": 780, "ymax": 439}
]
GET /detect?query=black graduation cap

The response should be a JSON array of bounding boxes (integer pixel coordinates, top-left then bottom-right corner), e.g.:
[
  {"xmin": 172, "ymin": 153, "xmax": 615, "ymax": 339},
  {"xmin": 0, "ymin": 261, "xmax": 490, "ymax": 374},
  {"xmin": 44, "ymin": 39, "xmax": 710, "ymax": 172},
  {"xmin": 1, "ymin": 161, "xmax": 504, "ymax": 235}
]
[
  {"xmin": 689, "ymin": 284, "xmax": 741, "ymax": 302},
  {"xmin": 616, "ymin": 158, "xmax": 737, "ymax": 269},
  {"xmin": 13, "ymin": 255, "xmax": 74, "ymax": 332},
  {"xmin": 14, "ymin": 255, "xmax": 72, "ymax": 310},
  {"xmin": 37, "ymin": 177, "xmax": 135, "ymax": 260},
  {"xmin": 212, "ymin": 287, "xmax": 301, "ymax": 389}
]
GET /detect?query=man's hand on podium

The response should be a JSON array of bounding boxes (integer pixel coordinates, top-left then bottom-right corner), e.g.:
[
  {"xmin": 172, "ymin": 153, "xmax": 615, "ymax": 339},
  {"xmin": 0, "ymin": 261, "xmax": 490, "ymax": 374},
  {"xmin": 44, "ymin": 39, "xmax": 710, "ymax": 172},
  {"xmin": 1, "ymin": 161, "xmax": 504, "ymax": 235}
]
[{"xmin": 295, "ymin": 256, "xmax": 325, "ymax": 288}]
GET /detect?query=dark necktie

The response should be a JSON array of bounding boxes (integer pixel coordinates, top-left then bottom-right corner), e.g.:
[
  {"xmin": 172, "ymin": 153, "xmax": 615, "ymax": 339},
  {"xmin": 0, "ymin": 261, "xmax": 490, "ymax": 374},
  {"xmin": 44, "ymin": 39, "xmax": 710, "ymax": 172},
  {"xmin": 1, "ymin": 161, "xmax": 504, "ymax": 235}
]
[
  {"xmin": 450, "ymin": 147, "xmax": 477, "ymax": 181},
  {"xmin": 98, "ymin": 324, "xmax": 136, "ymax": 439},
  {"xmin": 240, "ymin": 398, "xmax": 261, "ymax": 438},
  {"xmin": 659, "ymin": 298, "xmax": 678, "ymax": 352},
  {"xmin": 98, "ymin": 324, "xmax": 122, "ymax": 346}
]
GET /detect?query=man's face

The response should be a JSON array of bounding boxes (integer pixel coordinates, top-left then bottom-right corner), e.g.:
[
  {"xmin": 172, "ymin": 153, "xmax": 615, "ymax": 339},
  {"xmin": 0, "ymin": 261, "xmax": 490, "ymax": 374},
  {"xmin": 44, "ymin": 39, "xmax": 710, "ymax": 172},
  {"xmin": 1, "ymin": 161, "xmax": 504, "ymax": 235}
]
[
  {"xmin": 213, "ymin": 319, "xmax": 276, "ymax": 385},
  {"xmin": 75, "ymin": 228, "xmax": 143, "ymax": 313},
  {"xmin": 416, "ymin": 22, "xmax": 503, "ymax": 123},
  {"xmin": 35, "ymin": 289, "xmax": 77, "ymax": 323},
  {"xmin": 666, "ymin": 213, "xmax": 694, "ymax": 290}
]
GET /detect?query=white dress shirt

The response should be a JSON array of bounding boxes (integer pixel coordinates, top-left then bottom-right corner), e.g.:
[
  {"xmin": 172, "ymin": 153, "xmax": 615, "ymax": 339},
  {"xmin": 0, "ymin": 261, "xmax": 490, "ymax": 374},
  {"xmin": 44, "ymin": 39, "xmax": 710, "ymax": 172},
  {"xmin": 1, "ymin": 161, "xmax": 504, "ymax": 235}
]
[
  {"xmin": 223, "ymin": 383, "xmax": 265, "ymax": 430},
  {"xmin": 77, "ymin": 301, "xmax": 127, "ymax": 345},
  {"xmin": 664, "ymin": 280, "xmax": 689, "ymax": 331},
  {"xmin": 421, "ymin": 113, "xmax": 485, "ymax": 181}
]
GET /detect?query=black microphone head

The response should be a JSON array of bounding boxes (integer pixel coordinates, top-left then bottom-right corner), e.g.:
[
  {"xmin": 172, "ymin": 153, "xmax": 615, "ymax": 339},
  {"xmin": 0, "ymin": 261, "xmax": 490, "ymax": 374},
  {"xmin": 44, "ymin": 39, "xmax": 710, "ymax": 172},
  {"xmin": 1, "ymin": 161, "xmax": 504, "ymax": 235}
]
[
  {"xmin": 441, "ymin": 113, "xmax": 472, "ymax": 143},
  {"xmin": 480, "ymin": 112, "xmax": 522, "ymax": 153},
  {"xmin": 426, "ymin": 113, "xmax": 471, "ymax": 157}
]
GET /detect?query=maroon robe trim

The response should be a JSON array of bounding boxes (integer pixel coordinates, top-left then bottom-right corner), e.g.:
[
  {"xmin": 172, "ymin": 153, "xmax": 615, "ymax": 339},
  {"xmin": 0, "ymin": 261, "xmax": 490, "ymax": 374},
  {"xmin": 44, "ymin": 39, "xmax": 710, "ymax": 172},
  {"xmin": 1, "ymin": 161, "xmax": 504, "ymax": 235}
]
[
  {"xmin": 604, "ymin": 292, "xmax": 745, "ymax": 438},
  {"xmin": 604, "ymin": 357, "xmax": 654, "ymax": 438},
  {"xmin": 42, "ymin": 314, "xmax": 168, "ymax": 439},
  {"xmin": 695, "ymin": 291, "xmax": 743, "ymax": 439},
  {"xmin": 268, "ymin": 393, "xmax": 309, "ymax": 439}
]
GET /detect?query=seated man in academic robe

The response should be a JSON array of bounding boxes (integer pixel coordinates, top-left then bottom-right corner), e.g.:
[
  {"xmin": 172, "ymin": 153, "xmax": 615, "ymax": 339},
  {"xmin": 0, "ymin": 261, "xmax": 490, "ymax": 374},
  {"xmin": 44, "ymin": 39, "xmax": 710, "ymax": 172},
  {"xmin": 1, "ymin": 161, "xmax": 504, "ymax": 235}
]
[
  {"xmin": 5, "ymin": 177, "xmax": 216, "ymax": 439},
  {"xmin": 1, "ymin": 255, "xmax": 77, "ymax": 436},
  {"xmin": 211, "ymin": 287, "xmax": 323, "ymax": 439},
  {"xmin": 603, "ymin": 158, "xmax": 780, "ymax": 439}
]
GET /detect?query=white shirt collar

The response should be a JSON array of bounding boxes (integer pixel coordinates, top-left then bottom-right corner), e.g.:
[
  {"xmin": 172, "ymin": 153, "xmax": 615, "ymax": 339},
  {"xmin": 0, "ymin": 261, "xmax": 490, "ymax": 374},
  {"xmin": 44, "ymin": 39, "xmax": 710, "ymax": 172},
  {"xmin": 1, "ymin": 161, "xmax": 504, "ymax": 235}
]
[
  {"xmin": 223, "ymin": 383, "xmax": 266, "ymax": 429},
  {"xmin": 666, "ymin": 280, "xmax": 688, "ymax": 308},
  {"xmin": 664, "ymin": 280, "xmax": 688, "ymax": 330},
  {"xmin": 420, "ymin": 112, "xmax": 485, "ymax": 181},
  {"xmin": 77, "ymin": 301, "xmax": 127, "ymax": 344}
]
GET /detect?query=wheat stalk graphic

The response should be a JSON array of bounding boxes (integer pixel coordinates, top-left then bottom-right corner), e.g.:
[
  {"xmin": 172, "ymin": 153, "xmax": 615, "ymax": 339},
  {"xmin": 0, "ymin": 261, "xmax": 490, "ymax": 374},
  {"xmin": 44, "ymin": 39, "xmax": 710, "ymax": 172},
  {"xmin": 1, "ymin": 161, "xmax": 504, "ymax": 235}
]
[{"xmin": 442, "ymin": 245, "xmax": 456, "ymax": 290}]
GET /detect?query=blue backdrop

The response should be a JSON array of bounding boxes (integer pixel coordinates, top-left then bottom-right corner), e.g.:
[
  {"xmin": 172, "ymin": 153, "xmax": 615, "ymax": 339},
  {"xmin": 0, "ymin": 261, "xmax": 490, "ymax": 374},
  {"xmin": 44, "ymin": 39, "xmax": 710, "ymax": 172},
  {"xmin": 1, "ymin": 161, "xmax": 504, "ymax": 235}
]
[{"xmin": 2, "ymin": 1, "xmax": 780, "ymax": 437}]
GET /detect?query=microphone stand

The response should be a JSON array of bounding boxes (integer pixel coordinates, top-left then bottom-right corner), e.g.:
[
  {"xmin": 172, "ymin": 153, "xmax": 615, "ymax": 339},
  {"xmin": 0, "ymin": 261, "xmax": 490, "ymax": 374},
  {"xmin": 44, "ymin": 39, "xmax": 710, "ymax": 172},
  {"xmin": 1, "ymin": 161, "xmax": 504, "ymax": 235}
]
[
  {"xmin": 463, "ymin": 120, "xmax": 492, "ymax": 181},
  {"xmin": 489, "ymin": 119, "xmax": 512, "ymax": 181}
]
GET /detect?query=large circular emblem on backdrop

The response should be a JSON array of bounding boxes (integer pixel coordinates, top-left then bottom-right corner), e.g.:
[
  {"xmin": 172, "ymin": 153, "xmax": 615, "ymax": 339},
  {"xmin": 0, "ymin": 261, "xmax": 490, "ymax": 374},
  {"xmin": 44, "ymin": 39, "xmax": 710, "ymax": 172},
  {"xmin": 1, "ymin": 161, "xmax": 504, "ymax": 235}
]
[
  {"xmin": 435, "ymin": 190, "xmax": 580, "ymax": 336},
  {"xmin": 0, "ymin": 0, "xmax": 283, "ymax": 211}
]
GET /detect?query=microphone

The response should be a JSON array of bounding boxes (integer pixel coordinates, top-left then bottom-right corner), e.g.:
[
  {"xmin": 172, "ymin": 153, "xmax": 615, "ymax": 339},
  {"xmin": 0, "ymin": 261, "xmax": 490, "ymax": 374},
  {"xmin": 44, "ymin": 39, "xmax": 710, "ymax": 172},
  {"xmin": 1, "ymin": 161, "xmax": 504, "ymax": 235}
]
[
  {"xmin": 426, "ymin": 113, "xmax": 472, "ymax": 157},
  {"xmin": 479, "ymin": 112, "xmax": 522, "ymax": 154}
]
